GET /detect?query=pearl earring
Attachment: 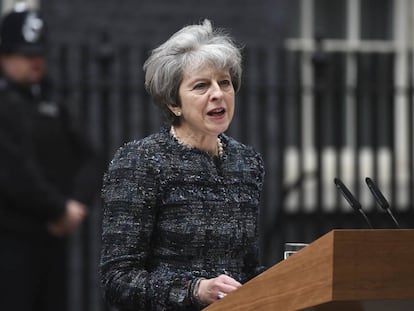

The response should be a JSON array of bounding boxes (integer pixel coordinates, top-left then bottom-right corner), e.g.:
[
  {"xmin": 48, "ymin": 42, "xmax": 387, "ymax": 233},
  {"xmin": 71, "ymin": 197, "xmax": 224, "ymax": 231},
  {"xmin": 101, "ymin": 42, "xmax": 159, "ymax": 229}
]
[{"xmin": 176, "ymin": 111, "xmax": 182, "ymax": 116}]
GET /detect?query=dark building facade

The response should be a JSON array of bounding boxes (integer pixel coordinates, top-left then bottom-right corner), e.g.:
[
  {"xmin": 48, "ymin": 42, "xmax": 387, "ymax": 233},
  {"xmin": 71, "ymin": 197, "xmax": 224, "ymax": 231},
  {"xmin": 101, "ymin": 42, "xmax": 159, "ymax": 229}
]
[
  {"xmin": 39, "ymin": 1, "xmax": 290, "ymax": 310},
  {"xmin": 3, "ymin": 0, "xmax": 413, "ymax": 310}
]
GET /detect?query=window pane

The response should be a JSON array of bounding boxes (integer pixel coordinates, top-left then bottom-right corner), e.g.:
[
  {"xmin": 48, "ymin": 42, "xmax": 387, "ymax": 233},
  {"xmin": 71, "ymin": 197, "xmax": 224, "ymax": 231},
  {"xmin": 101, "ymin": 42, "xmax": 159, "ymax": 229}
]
[
  {"xmin": 314, "ymin": 0, "xmax": 346, "ymax": 39},
  {"xmin": 360, "ymin": 0, "xmax": 393, "ymax": 40},
  {"xmin": 285, "ymin": 0, "xmax": 301, "ymax": 38}
]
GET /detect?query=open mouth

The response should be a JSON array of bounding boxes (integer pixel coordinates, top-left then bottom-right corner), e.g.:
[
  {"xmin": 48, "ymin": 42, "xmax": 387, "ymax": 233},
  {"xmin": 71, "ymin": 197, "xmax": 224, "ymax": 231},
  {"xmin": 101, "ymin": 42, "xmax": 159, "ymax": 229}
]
[{"xmin": 207, "ymin": 108, "xmax": 225, "ymax": 116}]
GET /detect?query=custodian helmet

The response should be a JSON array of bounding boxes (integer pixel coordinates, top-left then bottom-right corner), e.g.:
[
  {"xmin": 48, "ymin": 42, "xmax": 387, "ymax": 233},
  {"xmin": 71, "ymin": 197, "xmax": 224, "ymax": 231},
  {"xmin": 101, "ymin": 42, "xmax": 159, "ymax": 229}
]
[{"xmin": 0, "ymin": 9, "xmax": 46, "ymax": 55}]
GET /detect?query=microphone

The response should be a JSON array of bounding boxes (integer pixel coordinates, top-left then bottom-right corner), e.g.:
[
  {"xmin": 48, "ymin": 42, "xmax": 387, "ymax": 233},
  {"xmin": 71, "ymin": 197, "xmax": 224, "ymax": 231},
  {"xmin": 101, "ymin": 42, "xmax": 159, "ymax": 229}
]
[
  {"xmin": 334, "ymin": 178, "xmax": 373, "ymax": 229},
  {"xmin": 365, "ymin": 177, "xmax": 401, "ymax": 229}
]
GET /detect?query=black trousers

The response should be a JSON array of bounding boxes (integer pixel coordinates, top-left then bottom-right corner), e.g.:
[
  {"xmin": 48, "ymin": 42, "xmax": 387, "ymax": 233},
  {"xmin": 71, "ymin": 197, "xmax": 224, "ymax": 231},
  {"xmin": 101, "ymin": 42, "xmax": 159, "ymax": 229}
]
[{"xmin": 0, "ymin": 233, "xmax": 68, "ymax": 311}]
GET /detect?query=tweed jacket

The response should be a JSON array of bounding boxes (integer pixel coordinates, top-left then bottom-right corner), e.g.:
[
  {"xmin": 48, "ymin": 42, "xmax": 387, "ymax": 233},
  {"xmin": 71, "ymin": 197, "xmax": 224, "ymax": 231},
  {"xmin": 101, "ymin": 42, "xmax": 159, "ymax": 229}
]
[{"xmin": 100, "ymin": 127, "xmax": 265, "ymax": 310}]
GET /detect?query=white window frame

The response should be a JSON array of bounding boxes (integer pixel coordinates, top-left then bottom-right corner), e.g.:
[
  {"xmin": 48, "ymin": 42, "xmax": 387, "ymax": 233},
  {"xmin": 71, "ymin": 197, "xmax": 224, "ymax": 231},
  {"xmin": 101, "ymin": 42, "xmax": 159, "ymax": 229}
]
[{"xmin": 283, "ymin": 0, "xmax": 414, "ymax": 212}]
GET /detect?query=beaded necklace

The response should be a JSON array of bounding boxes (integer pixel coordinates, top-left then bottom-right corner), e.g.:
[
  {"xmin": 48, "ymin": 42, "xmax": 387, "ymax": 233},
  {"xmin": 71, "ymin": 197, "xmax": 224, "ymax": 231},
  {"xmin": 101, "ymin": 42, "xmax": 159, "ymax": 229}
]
[{"xmin": 170, "ymin": 126, "xmax": 223, "ymax": 157}]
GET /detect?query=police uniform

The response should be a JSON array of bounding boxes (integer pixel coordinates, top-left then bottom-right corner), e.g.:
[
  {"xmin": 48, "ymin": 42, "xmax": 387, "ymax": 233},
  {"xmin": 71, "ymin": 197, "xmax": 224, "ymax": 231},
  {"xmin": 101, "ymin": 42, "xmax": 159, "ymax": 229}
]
[{"xmin": 0, "ymin": 9, "xmax": 103, "ymax": 311}]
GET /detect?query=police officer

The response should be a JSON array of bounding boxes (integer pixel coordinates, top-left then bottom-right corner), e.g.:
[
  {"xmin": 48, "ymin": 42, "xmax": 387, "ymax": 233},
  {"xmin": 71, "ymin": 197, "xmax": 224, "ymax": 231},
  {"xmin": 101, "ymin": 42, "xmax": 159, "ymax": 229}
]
[{"xmin": 0, "ymin": 7, "xmax": 103, "ymax": 311}]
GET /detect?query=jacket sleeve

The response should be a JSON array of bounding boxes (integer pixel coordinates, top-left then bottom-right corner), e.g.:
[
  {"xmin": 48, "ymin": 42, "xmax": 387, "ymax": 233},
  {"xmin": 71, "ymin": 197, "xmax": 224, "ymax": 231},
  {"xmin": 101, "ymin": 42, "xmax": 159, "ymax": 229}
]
[
  {"xmin": 60, "ymin": 108, "xmax": 104, "ymax": 206},
  {"xmin": 100, "ymin": 143, "xmax": 196, "ymax": 310},
  {"xmin": 0, "ymin": 100, "xmax": 66, "ymax": 220},
  {"xmin": 243, "ymin": 151, "xmax": 266, "ymax": 282}
]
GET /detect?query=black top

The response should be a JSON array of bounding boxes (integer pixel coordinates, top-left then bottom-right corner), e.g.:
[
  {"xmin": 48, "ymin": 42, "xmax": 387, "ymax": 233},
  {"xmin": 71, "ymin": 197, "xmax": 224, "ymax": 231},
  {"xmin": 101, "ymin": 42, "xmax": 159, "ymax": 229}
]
[
  {"xmin": 100, "ymin": 127, "xmax": 265, "ymax": 310},
  {"xmin": 0, "ymin": 77, "xmax": 102, "ymax": 237}
]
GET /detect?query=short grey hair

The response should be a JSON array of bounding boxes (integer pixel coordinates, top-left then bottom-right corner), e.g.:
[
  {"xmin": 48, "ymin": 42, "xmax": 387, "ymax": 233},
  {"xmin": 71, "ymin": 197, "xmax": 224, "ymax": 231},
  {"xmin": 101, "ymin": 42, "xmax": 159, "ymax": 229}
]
[{"xmin": 143, "ymin": 19, "xmax": 243, "ymax": 125}]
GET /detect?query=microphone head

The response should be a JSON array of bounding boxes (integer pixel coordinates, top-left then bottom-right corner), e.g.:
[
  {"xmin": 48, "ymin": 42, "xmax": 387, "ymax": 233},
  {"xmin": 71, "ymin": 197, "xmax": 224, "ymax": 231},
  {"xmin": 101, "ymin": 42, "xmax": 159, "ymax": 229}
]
[
  {"xmin": 334, "ymin": 178, "xmax": 374, "ymax": 229},
  {"xmin": 365, "ymin": 177, "xmax": 390, "ymax": 210},
  {"xmin": 365, "ymin": 177, "xmax": 400, "ymax": 228},
  {"xmin": 334, "ymin": 177, "xmax": 362, "ymax": 211}
]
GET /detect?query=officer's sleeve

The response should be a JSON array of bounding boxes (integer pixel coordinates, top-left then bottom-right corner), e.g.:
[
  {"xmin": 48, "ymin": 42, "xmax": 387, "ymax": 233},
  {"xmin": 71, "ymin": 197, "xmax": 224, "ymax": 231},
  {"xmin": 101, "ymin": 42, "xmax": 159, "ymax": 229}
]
[
  {"xmin": 0, "ymin": 102, "xmax": 66, "ymax": 220},
  {"xmin": 60, "ymin": 106, "xmax": 104, "ymax": 206}
]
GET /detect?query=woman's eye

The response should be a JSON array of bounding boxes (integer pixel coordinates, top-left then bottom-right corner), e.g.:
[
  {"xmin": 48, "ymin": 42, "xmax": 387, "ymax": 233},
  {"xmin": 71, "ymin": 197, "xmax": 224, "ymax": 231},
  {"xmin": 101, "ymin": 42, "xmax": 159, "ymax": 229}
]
[
  {"xmin": 193, "ymin": 83, "xmax": 207, "ymax": 90},
  {"xmin": 220, "ymin": 80, "xmax": 232, "ymax": 88}
]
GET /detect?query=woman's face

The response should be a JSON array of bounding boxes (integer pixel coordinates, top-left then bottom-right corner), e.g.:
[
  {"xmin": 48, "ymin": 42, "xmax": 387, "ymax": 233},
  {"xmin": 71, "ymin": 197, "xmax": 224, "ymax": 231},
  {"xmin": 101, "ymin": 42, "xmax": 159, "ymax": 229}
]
[{"xmin": 172, "ymin": 65, "xmax": 235, "ymax": 138}]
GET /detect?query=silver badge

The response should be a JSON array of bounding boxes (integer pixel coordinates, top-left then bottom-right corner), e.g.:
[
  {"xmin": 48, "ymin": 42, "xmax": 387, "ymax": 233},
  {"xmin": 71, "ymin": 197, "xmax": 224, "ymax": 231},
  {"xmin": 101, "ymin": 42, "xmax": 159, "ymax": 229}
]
[
  {"xmin": 38, "ymin": 101, "xmax": 59, "ymax": 117},
  {"xmin": 22, "ymin": 13, "xmax": 43, "ymax": 43}
]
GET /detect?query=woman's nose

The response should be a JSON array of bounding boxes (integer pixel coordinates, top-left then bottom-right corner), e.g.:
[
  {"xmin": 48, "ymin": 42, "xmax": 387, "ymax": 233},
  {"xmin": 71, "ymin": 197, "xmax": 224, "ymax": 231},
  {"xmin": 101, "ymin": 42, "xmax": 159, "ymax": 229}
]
[{"xmin": 210, "ymin": 81, "xmax": 224, "ymax": 98}]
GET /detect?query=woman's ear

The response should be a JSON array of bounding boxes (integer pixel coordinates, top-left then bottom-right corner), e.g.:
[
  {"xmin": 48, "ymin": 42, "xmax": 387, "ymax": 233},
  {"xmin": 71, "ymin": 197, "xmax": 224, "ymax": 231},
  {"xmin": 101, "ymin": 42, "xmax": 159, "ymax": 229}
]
[{"xmin": 168, "ymin": 105, "xmax": 182, "ymax": 117}]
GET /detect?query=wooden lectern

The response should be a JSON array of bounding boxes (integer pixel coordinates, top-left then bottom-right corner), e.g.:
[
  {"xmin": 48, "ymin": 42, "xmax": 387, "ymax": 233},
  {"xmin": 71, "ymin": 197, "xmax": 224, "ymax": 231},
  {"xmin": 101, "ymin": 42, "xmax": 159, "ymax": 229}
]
[{"xmin": 204, "ymin": 229, "xmax": 414, "ymax": 311}]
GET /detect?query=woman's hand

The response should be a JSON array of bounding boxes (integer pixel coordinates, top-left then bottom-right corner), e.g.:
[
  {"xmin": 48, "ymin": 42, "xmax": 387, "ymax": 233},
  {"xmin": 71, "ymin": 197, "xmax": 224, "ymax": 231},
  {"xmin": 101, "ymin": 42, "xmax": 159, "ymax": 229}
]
[{"xmin": 198, "ymin": 274, "xmax": 242, "ymax": 304}]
